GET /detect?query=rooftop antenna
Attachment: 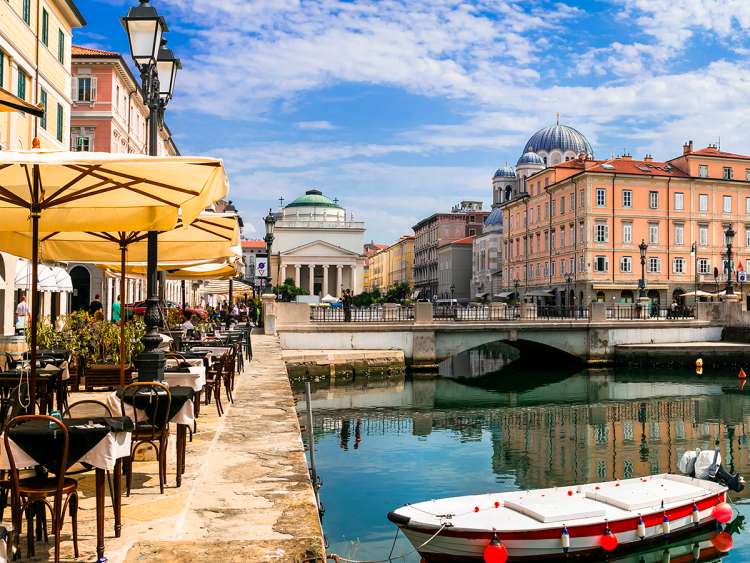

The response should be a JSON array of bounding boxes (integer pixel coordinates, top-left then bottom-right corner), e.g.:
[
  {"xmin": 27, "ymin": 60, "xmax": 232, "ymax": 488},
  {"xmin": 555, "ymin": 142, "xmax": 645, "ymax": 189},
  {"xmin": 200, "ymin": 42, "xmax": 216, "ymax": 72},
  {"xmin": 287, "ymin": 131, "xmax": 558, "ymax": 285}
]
[
  {"xmin": 718, "ymin": 136, "xmax": 721, "ymax": 150},
  {"xmin": 556, "ymin": 112, "xmax": 560, "ymax": 125}
]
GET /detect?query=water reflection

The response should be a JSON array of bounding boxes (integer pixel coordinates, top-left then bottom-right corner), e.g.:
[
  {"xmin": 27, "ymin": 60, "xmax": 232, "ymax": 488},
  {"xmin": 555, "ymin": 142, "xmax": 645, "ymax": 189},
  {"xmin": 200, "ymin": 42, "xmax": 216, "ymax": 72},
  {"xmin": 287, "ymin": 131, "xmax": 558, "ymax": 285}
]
[{"xmin": 296, "ymin": 346, "xmax": 750, "ymax": 562}]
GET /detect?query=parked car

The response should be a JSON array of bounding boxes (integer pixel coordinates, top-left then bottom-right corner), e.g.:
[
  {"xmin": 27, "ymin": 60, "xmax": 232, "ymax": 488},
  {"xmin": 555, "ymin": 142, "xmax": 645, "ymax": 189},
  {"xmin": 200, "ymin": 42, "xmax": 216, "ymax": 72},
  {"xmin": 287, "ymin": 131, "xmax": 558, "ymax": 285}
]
[{"xmin": 124, "ymin": 300, "xmax": 208, "ymax": 320}]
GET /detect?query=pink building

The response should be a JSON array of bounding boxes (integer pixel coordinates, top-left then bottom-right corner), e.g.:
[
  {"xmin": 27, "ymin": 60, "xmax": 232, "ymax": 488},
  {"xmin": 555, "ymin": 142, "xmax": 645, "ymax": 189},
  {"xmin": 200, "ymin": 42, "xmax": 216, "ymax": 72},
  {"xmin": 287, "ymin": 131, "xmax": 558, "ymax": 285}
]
[{"xmin": 70, "ymin": 45, "xmax": 177, "ymax": 155}]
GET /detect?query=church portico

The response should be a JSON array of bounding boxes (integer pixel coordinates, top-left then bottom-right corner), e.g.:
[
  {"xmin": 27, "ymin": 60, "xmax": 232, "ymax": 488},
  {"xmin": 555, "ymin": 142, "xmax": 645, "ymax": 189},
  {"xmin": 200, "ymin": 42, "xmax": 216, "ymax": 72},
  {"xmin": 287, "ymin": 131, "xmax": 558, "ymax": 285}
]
[{"xmin": 281, "ymin": 260, "xmax": 359, "ymax": 297}]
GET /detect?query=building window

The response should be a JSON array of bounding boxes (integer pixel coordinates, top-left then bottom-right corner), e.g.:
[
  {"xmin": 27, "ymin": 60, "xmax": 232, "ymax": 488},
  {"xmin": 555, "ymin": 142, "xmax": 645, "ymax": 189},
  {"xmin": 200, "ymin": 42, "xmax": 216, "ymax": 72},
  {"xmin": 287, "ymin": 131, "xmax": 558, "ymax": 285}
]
[
  {"xmin": 699, "ymin": 194, "xmax": 708, "ymax": 212},
  {"xmin": 569, "ymin": 223, "xmax": 574, "ymax": 245},
  {"xmin": 620, "ymin": 256, "xmax": 632, "ymax": 273},
  {"xmin": 648, "ymin": 222, "xmax": 659, "ymax": 244},
  {"xmin": 551, "ymin": 201, "xmax": 555, "ymax": 217},
  {"xmin": 674, "ymin": 223, "xmax": 684, "ymax": 245},
  {"xmin": 699, "ymin": 224, "xmax": 708, "ymax": 246},
  {"xmin": 580, "ymin": 190, "xmax": 584, "ymax": 208},
  {"xmin": 560, "ymin": 197, "xmax": 565, "ymax": 214},
  {"xmin": 579, "ymin": 255, "xmax": 585, "ymax": 272},
  {"xmin": 595, "ymin": 222, "xmax": 608, "ymax": 243},
  {"xmin": 22, "ymin": 0, "xmax": 30, "ymax": 25},
  {"xmin": 17, "ymin": 70, "xmax": 26, "ymax": 101},
  {"xmin": 529, "ymin": 208, "xmax": 534, "ymax": 224},
  {"xmin": 723, "ymin": 167, "xmax": 733, "ymax": 180},
  {"xmin": 673, "ymin": 257, "xmax": 685, "ymax": 274},
  {"xmin": 56, "ymin": 103, "xmax": 63, "ymax": 142},
  {"xmin": 579, "ymin": 221, "xmax": 585, "ymax": 243},
  {"xmin": 596, "ymin": 188, "xmax": 606, "ymax": 207},
  {"xmin": 699, "ymin": 165, "xmax": 708, "ymax": 178},
  {"xmin": 699, "ymin": 258, "xmax": 709, "ymax": 274},
  {"xmin": 58, "ymin": 30, "xmax": 65, "ymax": 64},
  {"xmin": 622, "ymin": 189, "xmax": 632, "ymax": 208},
  {"xmin": 76, "ymin": 77, "xmax": 96, "ymax": 102},
  {"xmin": 648, "ymin": 257, "xmax": 660, "ymax": 273},
  {"xmin": 594, "ymin": 256, "xmax": 608, "ymax": 272},
  {"xmin": 746, "ymin": 169, "xmax": 750, "ymax": 182},
  {"xmin": 746, "ymin": 226, "xmax": 750, "ymax": 247},
  {"xmin": 674, "ymin": 192, "xmax": 684, "ymax": 211},
  {"xmin": 622, "ymin": 222, "xmax": 632, "ymax": 244},
  {"xmin": 550, "ymin": 230, "xmax": 556, "ymax": 249},
  {"xmin": 560, "ymin": 226, "xmax": 565, "ymax": 248},
  {"xmin": 39, "ymin": 89, "xmax": 47, "ymax": 130},
  {"xmin": 550, "ymin": 260, "xmax": 555, "ymax": 276},
  {"xmin": 649, "ymin": 191, "xmax": 658, "ymax": 209},
  {"xmin": 544, "ymin": 262, "xmax": 549, "ymax": 277},
  {"xmin": 41, "ymin": 9, "xmax": 49, "ymax": 46},
  {"xmin": 723, "ymin": 195, "xmax": 732, "ymax": 213},
  {"xmin": 468, "ymin": 228, "xmax": 475, "ymax": 236},
  {"xmin": 569, "ymin": 193, "xmax": 574, "ymax": 210}
]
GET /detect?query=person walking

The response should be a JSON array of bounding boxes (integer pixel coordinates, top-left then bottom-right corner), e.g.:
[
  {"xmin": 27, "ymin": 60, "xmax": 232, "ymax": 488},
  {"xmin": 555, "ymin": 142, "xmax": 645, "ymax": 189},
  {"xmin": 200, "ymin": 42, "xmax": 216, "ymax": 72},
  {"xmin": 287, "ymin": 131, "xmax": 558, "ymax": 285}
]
[
  {"xmin": 112, "ymin": 294, "xmax": 122, "ymax": 323},
  {"xmin": 89, "ymin": 294, "xmax": 103, "ymax": 315},
  {"xmin": 15, "ymin": 294, "xmax": 29, "ymax": 335},
  {"xmin": 343, "ymin": 289, "xmax": 353, "ymax": 322}
]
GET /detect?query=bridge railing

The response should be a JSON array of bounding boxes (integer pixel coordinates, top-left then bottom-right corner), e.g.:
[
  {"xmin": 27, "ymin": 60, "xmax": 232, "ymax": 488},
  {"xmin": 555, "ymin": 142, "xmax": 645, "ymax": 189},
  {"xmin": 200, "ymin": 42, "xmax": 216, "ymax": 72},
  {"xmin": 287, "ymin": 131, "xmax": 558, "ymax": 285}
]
[
  {"xmin": 310, "ymin": 306, "xmax": 415, "ymax": 322},
  {"xmin": 606, "ymin": 305, "xmax": 695, "ymax": 320}
]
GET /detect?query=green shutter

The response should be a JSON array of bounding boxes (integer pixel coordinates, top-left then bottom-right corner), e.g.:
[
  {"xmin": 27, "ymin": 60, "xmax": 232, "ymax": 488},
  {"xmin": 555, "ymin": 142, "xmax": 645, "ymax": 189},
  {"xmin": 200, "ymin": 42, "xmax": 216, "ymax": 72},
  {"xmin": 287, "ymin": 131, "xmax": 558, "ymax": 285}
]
[
  {"xmin": 58, "ymin": 30, "xmax": 64, "ymax": 63},
  {"xmin": 40, "ymin": 90, "xmax": 47, "ymax": 129},
  {"xmin": 56, "ymin": 104, "xmax": 63, "ymax": 142},
  {"xmin": 42, "ymin": 9, "xmax": 48, "ymax": 46},
  {"xmin": 22, "ymin": 0, "xmax": 30, "ymax": 25},
  {"xmin": 17, "ymin": 70, "xmax": 25, "ymax": 100}
]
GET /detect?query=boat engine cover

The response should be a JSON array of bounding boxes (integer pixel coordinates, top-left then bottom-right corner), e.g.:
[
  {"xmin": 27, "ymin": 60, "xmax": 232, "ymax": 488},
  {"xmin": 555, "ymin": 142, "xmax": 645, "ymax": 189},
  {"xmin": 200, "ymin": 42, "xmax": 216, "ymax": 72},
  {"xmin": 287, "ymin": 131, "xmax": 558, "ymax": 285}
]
[
  {"xmin": 694, "ymin": 449, "xmax": 721, "ymax": 479},
  {"xmin": 679, "ymin": 449, "xmax": 698, "ymax": 475}
]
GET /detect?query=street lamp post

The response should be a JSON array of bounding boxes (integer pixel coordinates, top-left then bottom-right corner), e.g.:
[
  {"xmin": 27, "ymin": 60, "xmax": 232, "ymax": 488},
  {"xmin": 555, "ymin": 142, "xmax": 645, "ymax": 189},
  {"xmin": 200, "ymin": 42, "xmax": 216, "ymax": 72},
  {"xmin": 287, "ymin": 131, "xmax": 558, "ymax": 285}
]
[
  {"xmin": 638, "ymin": 239, "xmax": 648, "ymax": 299},
  {"xmin": 725, "ymin": 225, "xmax": 735, "ymax": 295},
  {"xmin": 263, "ymin": 208, "xmax": 276, "ymax": 294},
  {"xmin": 122, "ymin": 0, "xmax": 180, "ymax": 381},
  {"xmin": 565, "ymin": 274, "xmax": 572, "ymax": 311}
]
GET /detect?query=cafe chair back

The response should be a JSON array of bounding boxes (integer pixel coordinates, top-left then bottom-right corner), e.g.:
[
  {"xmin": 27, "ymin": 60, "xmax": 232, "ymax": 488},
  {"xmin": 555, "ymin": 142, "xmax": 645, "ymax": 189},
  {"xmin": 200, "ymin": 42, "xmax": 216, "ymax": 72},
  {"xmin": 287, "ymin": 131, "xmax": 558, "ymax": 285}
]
[
  {"xmin": 121, "ymin": 381, "xmax": 171, "ymax": 495},
  {"xmin": 4, "ymin": 415, "xmax": 79, "ymax": 562}
]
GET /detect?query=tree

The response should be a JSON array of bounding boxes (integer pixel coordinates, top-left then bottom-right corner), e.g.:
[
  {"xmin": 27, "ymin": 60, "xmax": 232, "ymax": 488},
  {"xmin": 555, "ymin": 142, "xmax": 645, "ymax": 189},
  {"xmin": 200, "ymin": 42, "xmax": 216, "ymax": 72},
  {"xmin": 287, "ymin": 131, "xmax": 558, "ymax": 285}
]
[{"xmin": 274, "ymin": 277, "xmax": 308, "ymax": 302}]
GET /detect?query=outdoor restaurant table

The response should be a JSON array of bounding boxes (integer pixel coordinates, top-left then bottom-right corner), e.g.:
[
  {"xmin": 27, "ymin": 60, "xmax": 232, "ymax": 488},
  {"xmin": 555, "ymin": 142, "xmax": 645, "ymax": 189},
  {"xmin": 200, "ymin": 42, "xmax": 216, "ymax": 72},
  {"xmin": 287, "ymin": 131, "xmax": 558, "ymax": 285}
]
[
  {"xmin": 188, "ymin": 346, "xmax": 232, "ymax": 357},
  {"xmin": 106, "ymin": 386, "xmax": 195, "ymax": 487},
  {"xmin": 163, "ymin": 363, "xmax": 206, "ymax": 421},
  {"xmin": 0, "ymin": 416, "xmax": 133, "ymax": 561}
]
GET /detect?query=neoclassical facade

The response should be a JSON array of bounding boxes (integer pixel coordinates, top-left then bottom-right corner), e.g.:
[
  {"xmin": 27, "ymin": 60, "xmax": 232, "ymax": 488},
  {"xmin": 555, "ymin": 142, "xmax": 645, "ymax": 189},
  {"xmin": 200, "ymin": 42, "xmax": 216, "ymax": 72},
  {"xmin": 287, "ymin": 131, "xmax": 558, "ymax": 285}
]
[
  {"xmin": 471, "ymin": 207, "xmax": 503, "ymax": 299},
  {"xmin": 270, "ymin": 190, "xmax": 365, "ymax": 297}
]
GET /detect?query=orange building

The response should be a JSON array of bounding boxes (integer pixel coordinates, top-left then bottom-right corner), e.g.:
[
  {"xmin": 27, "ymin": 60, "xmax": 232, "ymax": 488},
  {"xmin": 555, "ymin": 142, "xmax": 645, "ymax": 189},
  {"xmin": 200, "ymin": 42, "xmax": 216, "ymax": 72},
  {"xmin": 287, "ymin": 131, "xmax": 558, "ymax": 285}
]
[{"xmin": 502, "ymin": 141, "xmax": 750, "ymax": 307}]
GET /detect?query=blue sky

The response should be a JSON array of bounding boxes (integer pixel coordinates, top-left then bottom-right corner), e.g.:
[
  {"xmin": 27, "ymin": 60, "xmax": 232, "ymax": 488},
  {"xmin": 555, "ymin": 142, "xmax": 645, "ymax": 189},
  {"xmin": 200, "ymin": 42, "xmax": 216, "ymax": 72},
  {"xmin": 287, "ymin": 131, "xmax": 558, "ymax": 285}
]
[{"xmin": 77, "ymin": 0, "xmax": 750, "ymax": 242}]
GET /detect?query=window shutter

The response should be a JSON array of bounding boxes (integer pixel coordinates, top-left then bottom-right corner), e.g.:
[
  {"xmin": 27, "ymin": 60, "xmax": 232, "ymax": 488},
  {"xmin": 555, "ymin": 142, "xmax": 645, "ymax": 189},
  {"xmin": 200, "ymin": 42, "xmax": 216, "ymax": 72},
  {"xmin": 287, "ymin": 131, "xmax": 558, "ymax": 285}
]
[{"xmin": 91, "ymin": 77, "xmax": 97, "ymax": 101}]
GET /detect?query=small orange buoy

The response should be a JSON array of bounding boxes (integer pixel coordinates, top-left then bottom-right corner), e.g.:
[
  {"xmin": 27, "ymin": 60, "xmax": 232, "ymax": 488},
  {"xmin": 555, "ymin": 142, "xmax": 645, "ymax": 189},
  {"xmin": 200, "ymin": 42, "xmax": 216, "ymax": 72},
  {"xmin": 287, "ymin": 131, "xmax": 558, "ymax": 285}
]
[
  {"xmin": 711, "ymin": 531, "xmax": 733, "ymax": 553},
  {"xmin": 599, "ymin": 527, "xmax": 618, "ymax": 551},
  {"xmin": 739, "ymin": 368, "xmax": 747, "ymax": 380},
  {"xmin": 483, "ymin": 533, "xmax": 508, "ymax": 563},
  {"xmin": 712, "ymin": 502, "xmax": 733, "ymax": 523}
]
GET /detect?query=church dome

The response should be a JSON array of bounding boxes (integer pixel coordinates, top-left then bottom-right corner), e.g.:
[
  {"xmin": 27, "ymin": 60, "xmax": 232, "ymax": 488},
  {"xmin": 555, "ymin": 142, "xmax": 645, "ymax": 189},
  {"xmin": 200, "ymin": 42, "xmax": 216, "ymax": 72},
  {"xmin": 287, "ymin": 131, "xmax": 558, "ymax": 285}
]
[
  {"xmin": 523, "ymin": 124, "xmax": 593, "ymax": 157},
  {"xmin": 516, "ymin": 151, "xmax": 544, "ymax": 166},
  {"xmin": 484, "ymin": 207, "xmax": 503, "ymax": 231},
  {"xmin": 285, "ymin": 189, "xmax": 342, "ymax": 209},
  {"xmin": 493, "ymin": 164, "xmax": 516, "ymax": 178}
]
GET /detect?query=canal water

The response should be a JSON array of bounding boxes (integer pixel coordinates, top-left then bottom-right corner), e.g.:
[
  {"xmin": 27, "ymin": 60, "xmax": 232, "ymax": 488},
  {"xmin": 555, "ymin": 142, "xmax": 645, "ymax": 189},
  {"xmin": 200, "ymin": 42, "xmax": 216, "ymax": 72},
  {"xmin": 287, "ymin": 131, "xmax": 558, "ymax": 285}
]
[{"xmin": 294, "ymin": 343, "xmax": 750, "ymax": 562}]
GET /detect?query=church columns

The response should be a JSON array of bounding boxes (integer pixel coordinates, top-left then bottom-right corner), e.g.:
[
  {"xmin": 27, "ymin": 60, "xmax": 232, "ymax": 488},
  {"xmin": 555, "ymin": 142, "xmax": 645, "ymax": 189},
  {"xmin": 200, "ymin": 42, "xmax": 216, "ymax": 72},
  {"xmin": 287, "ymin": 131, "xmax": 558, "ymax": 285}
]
[
  {"xmin": 308, "ymin": 265, "xmax": 315, "ymax": 295},
  {"xmin": 323, "ymin": 265, "xmax": 329, "ymax": 296},
  {"xmin": 336, "ymin": 265, "xmax": 343, "ymax": 297},
  {"xmin": 294, "ymin": 264, "xmax": 301, "ymax": 288}
]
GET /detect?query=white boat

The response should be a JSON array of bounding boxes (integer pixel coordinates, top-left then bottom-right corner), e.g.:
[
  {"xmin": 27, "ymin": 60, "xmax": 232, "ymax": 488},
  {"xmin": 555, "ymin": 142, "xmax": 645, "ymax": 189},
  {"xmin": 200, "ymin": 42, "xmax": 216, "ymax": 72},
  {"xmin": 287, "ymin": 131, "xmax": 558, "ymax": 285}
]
[{"xmin": 388, "ymin": 473, "xmax": 733, "ymax": 561}]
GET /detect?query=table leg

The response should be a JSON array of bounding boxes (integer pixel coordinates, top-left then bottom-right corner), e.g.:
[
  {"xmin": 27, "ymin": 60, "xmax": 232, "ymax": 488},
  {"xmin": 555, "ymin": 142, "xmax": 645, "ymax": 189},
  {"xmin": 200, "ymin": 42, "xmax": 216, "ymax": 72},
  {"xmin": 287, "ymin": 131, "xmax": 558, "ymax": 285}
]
[
  {"xmin": 114, "ymin": 459, "xmax": 122, "ymax": 538},
  {"xmin": 96, "ymin": 468, "xmax": 105, "ymax": 562},
  {"xmin": 176, "ymin": 424, "xmax": 186, "ymax": 487}
]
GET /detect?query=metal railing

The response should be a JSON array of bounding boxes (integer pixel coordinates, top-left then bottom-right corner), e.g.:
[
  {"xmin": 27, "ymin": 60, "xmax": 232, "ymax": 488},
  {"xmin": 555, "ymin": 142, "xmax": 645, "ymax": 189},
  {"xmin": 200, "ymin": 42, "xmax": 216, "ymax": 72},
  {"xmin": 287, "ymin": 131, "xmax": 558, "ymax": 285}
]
[
  {"xmin": 606, "ymin": 305, "xmax": 695, "ymax": 320},
  {"xmin": 310, "ymin": 306, "xmax": 414, "ymax": 322}
]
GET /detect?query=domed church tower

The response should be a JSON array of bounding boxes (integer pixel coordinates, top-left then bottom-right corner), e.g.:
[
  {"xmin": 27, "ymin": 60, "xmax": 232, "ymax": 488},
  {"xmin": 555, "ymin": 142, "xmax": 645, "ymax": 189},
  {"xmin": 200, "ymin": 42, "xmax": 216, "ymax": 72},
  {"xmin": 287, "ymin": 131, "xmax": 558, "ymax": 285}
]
[{"xmin": 492, "ymin": 163, "xmax": 516, "ymax": 205}]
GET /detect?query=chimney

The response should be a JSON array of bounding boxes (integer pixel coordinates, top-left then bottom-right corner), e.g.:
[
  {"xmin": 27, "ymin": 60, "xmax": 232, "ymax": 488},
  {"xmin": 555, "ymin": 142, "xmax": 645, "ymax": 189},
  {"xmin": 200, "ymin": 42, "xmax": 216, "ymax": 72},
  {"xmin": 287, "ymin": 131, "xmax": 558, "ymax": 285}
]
[
  {"xmin": 644, "ymin": 154, "xmax": 653, "ymax": 162},
  {"xmin": 683, "ymin": 140, "xmax": 693, "ymax": 155},
  {"xmin": 620, "ymin": 151, "xmax": 632, "ymax": 160}
]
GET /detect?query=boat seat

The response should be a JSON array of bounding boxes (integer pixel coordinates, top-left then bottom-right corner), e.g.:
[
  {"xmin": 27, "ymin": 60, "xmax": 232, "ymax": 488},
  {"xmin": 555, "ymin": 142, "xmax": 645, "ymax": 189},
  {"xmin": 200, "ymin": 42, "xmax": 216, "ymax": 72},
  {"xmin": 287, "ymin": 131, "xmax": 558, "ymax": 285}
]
[
  {"xmin": 584, "ymin": 478, "xmax": 707, "ymax": 512},
  {"xmin": 504, "ymin": 495, "xmax": 606, "ymax": 523}
]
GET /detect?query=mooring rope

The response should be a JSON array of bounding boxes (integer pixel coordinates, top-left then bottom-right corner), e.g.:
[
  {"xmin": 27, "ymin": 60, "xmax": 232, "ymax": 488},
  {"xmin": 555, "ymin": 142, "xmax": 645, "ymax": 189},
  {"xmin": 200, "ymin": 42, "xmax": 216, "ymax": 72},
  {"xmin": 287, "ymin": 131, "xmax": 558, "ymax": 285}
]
[{"xmin": 327, "ymin": 523, "xmax": 447, "ymax": 563}]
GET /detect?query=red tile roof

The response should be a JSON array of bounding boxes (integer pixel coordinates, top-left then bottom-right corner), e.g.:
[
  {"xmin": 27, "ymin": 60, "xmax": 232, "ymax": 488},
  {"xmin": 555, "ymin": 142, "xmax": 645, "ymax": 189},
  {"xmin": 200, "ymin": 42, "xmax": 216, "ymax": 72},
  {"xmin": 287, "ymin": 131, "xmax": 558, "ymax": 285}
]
[
  {"xmin": 72, "ymin": 45, "xmax": 119, "ymax": 57},
  {"xmin": 448, "ymin": 235, "xmax": 475, "ymax": 246},
  {"xmin": 585, "ymin": 158, "xmax": 688, "ymax": 177},
  {"xmin": 241, "ymin": 240, "xmax": 265, "ymax": 249},
  {"xmin": 688, "ymin": 146, "xmax": 750, "ymax": 160}
]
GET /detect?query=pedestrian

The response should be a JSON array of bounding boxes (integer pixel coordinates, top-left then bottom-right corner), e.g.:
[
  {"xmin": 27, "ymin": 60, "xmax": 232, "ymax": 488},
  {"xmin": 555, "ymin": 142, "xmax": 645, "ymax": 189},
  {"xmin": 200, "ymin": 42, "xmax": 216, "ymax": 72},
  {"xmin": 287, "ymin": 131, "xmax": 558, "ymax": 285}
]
[
  {"xmin": 15, "ymin": 294, "xmax": 29, "ymax": 335},
  {"xmin": 89, "ymin": 294, "xmax": 103, "ymax": 315},
  {"xmin": 343, "ymin": 289, "xmax": 353, "ymax": 322},
  {"xmin": 112, "ymin": 294, "xmax": 121, "ymax": 323}
]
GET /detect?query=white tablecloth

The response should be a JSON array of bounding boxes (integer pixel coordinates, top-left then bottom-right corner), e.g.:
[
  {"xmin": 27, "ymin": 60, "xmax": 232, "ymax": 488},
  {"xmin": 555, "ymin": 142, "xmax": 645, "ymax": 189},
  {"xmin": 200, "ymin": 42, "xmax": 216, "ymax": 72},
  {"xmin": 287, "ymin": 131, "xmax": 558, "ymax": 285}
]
[
  {"xmin": 163, "ymin": 366, "xmax": 205, "ymax": 392},
  {"xmin": 166, "ymin": 358, "xmax": 203, "ymax": 368},
  {"xmin": 0, "ymin": 428, "xmax": 131, "ymax": 471},
  {"xmin": 189, "ymin": 346, "xmax": 231, "ymax": 356},
  {"xmin": 106, "ymin": 390, "xmax": 195, "ymax": 427}
]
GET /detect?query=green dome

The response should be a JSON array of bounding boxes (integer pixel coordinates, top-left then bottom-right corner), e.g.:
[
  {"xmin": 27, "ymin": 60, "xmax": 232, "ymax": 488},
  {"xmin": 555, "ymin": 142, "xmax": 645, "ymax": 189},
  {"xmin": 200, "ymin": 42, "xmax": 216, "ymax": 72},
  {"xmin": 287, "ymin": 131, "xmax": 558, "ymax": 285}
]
[{"xmin": 285, "ymin": 189, "xmax": 342, "ymax": 209}]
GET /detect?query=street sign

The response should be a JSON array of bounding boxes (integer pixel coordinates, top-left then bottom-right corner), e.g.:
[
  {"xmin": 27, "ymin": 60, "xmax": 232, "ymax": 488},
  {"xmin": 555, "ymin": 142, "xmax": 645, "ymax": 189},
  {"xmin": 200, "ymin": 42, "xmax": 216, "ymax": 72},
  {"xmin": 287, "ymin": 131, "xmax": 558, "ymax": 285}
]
[
  {"xmin": 739, "ymin": 271, "xmax": 747, "ymax": 283},
  {"xmin": 256, "ymin": 257, "xmax": 268, "ymax": 279}
]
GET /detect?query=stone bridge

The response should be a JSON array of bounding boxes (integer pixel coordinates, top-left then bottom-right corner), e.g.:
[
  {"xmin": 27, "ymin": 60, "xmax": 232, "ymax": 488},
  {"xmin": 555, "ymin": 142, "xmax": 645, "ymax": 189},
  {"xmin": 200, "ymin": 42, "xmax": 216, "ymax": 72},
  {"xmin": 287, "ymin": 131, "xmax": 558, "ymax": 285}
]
[{"xmin": 266, "ymin": 300, "xmax": 739, "ymax": 368}]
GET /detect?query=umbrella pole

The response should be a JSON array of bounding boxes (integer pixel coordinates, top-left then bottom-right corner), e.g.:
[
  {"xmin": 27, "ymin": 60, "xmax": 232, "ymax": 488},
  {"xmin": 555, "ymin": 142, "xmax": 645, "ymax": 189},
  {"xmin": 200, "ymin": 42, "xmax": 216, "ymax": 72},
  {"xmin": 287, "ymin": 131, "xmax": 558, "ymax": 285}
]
[
  {"xmin": 120, "ymin": 244, "xmax": 126, "ymax": 386},
  {"xmin": 29, "ymin": 166, "xmax": 40, "ymax": 414}
]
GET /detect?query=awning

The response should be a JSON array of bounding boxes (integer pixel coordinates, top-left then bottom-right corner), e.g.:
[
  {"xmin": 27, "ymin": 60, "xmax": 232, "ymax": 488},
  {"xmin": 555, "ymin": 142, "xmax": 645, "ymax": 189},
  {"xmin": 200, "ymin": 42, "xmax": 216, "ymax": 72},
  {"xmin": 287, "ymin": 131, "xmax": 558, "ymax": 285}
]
[
  {"xmin": 592, "ymin": 283, "xmax": 670, "ymax": 290},
  {"xmin": 495, "ymin": 291, "xmax": 513, "ymax": 298},
  {"xmin": 198, "ymin": 279, "xmax": 253, "ymax": 295},
  {"xmin": 0, "ymin": 86, "xmax": 44, "ymax": 117},
  {"xmin": 525, "ymin": 289, "xmax": 554, "ymax": 297},
  {"xmin": 52, "ymin": 267, "xmax": 73, "ymax": 292},
  {"xmin": 15, "ymin": 260, "xmax": 57, "ymax": 291}
]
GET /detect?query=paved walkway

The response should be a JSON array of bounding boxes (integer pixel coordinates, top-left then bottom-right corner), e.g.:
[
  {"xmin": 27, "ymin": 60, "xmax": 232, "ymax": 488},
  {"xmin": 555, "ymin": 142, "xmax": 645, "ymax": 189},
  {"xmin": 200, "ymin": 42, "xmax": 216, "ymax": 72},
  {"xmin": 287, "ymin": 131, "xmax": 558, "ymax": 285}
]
[{"xmin": 21, "ymin": 335, "xmax": 325, "ymax": 562}]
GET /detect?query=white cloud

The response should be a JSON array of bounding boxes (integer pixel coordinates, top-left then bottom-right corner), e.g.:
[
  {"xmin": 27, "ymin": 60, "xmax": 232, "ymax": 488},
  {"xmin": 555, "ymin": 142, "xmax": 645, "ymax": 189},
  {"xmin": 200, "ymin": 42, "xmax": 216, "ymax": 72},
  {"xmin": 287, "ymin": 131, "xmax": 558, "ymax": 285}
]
[{"xmin": 295, "ymin": 120, "xmax": 336, "ymax": 130}]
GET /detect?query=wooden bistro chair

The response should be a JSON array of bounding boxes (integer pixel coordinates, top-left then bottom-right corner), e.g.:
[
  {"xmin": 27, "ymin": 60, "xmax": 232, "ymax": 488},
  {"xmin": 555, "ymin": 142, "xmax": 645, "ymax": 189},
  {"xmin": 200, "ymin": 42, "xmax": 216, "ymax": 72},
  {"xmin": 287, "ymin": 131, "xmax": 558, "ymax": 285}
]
[
  {"xmin": 5, "ymin": 415, "xmax": 79, "ymax": 563},
  {"xmin": 121, "ymin": 382, "xmax": 171, "ymax": 495},
  {"xmin": 204, "ymin": 358, "xmax": 225, "ymax": 417}
]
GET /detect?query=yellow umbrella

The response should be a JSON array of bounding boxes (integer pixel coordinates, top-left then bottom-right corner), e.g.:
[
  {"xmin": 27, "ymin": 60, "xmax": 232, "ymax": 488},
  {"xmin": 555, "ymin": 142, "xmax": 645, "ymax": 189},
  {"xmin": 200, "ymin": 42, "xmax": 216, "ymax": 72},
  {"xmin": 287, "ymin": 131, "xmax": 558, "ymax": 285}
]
[
  {"xmin": 0, "ymin": 149, "xmax": 228, "ymax": 400},
  {"xmin": 0, "ymin": 212, "xmax": 239, "ymax": 385},
  {"xmin": 0, "ymin": 87, "xmax": 44, "ymax": 117},
  {"xmin": 103, "ymin": 257, "xmax": 242, "ymax": 280}
]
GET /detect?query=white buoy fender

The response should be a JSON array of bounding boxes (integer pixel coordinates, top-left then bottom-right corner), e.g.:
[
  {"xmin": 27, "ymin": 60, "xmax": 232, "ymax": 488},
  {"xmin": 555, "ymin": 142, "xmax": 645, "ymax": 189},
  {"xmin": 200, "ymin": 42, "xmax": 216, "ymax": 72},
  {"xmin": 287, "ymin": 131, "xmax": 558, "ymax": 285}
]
[{"xmin": 637, "ymin": 517, "xmax": 646, "ymax": 539}]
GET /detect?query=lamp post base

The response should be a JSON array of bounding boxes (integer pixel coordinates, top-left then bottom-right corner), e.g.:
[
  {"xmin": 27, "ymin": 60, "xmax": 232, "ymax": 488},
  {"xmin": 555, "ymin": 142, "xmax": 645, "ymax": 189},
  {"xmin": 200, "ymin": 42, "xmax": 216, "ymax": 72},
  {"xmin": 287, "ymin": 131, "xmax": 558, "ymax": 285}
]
[
  {"xmin": 135, "ymin": 349, "xmax": 165, "ymax": 382},
  {"xmin": 638, "ymin": 295, "xmax": 650, "ymax": 319}
]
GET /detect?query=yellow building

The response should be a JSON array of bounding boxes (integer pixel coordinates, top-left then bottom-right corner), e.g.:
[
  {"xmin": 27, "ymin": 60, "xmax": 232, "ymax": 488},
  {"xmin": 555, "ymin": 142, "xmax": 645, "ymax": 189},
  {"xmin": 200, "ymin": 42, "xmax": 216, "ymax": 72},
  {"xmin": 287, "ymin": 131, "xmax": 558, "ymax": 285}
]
[
  {"xmin": 0, "ymin": 0, "xmax": 85, "ymax": 150},
  {"xmin": 369, "ymin": 235, "xmax": 414, "ymax": 292}
]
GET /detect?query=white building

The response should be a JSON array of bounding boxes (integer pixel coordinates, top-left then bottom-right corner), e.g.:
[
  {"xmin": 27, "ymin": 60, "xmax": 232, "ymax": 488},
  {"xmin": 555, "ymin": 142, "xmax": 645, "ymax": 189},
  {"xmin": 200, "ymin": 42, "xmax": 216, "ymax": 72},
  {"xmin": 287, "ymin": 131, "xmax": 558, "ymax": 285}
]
[
  {"xmin": 471, "ymin": 207, "xmax": 503, "ymax": 299},
  {"xmin": 270, "ymin": 190, "xmax": 365, "ymax": 297}
]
